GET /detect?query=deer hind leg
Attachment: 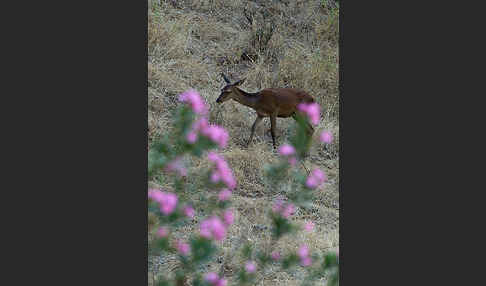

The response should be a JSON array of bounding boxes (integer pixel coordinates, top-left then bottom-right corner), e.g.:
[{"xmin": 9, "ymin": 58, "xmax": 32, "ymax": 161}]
[
  {"xmin": 270, "ymin": 114, "xmax": 277, "ymax": 149},
  {"xmin": 306, "ymin": 122, "xmax": 315, "ymax": 138},
  {"xmin": 247, "ymin": 115, "xmax": 263, "ymax": 147}
]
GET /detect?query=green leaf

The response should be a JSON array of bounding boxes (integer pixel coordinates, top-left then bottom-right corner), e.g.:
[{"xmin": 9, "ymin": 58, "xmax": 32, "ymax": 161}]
[
  {"xmin": 256, "ymin": 251, "xmax": 271, "ymax": 266},
  {"xmin": 282, "ymin": 253, "xmax": 299, "ymax": 270},
  {"xmin": 190, "ymin": 237, "xmax": 216, "ymax": 265},
  {"xmin": 156, "ymin": 277, "xmax": 170, "ymax": 286},
  {"xmin": 151, "ymin": 237, "xmax": 170, "ymax": 252},
  {"xmin": 272, "ymin": 215, "xmax": 294, "ymax": 239},
  {"xmin": 324, "ymin": 252, "xmax": 339, "ymax": 269},
  {"xmin": 241, "ymin": 243, "xmax": 253, "ymax": 260}
]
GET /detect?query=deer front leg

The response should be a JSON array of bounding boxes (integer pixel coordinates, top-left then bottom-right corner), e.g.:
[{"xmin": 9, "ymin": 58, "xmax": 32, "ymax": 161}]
[
  {"xmin": 270, "ymin": 114, "xmax": 277, "ymax": 149},
  {"xmin": 247, "ymin": 115, "xmax": 263, "ymax": 147}
]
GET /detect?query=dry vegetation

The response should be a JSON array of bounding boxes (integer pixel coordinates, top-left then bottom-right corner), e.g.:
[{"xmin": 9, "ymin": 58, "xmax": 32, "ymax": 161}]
[{"xmin": 148, "ymin": 0, "xmax": 339, "ymax": 284}]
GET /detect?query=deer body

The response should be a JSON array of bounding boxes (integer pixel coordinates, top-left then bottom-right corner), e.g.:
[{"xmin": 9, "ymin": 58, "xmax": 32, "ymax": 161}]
[{"xmin": 216, "ymin": 74, "xmax": 315, "ymax": 148}]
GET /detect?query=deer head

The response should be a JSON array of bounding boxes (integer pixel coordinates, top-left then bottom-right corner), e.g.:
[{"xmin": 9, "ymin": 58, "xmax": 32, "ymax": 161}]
[{"xmin": 216, "ymin": 73, "xmax": 246, "ymax": 103}]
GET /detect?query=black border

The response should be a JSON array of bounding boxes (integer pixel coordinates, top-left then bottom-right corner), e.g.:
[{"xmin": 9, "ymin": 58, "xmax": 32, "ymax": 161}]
[
  {"xmin": 8, "ymin": 0, "xmax": 148, "ymax": 284},
  {"xmin": 340, "ymin": 0, "xmax": 482, "ymax": 284}
]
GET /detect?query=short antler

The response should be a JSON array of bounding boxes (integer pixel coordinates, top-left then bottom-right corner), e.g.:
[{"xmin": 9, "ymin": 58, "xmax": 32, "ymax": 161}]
[{"xmin": 221, "ymin": 73, "xmax": 231, "ymax": 84}]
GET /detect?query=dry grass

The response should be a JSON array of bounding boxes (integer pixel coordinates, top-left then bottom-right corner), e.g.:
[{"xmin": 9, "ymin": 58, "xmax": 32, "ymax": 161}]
[{"xmin": 148, "ymin": 0, "xmax": 339, "ymax": 284}]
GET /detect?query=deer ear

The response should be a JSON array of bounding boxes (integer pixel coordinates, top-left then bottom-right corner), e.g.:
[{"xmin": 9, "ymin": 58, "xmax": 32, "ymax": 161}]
[
  {"xmin": 235, "ymin": 78, "xmax": 246, "ymax": 86},
  {"xmin": 221, "ymin": 73, "xmax": 231, "ymax": 83}
]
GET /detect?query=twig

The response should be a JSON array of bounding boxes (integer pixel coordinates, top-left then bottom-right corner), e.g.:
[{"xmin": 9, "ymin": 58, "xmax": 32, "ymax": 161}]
[{"xmin": 300, "ymin": 160, "xmax": 310, "ymax": 175}]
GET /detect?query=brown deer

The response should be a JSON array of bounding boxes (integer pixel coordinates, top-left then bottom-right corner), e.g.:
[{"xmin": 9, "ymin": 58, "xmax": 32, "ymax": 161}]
[{"xmin": 216, "ymin": 73, "xmax": 315, "ymax": 149}]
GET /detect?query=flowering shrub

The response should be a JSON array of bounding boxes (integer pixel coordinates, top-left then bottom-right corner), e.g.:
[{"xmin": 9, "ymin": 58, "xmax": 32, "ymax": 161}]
[
  {"xmin": 297, "ymin": 103, "xmax": 321, "ymax": 125},
  {"xmin": 148, "ymin": 90, "xmax": 339, "ymax": 286}
]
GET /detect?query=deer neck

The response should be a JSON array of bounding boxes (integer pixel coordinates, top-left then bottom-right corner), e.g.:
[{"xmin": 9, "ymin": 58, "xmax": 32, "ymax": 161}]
[{"xmin": 231, "ymin": 87, "xmax": 259, "ymax": 110}]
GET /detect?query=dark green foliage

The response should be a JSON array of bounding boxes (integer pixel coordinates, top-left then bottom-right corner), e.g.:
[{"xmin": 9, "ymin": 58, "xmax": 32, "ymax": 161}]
[
  {"xmin": 175, "ymin": 270, "xmax": 186, "ymax": 286},
  {"xmin": 236, "ymin": 269, "xmax": 256, "ymax": 286},
  {"xmin": 189, "ymin": 136, "xmax": 217, "ymax": 157},
  {"xmin": 300, "ymin": 251, "xmax": 339, "ymax": 286},
  {"xmin": 282, "ymin": 253, "xmax": 300, "ymax": 270},
  {"xmin": 156, "ymin": 277, "xmax": 171, "ymax": 286},
  {"xmin": 241, "ymin": 243, "xmax": 253, "ymax": 260},
  {"xmin": 148, "ymin": 146, "xmax": 168, "ymax": 178},
  {"xmin": 271, "ymin": 214, "xmax": 294, "ymax": 239},
  {"xmin": 323, "ymin": 252, "xmax": 338, "ymax": 269},
  {"xmin": 150, "ymin": 237, "xmax": 170, "ymax": 256},
  {"xmin": 321, "ymin": 252, "xmax": 339, "ymax": 286},
  {"xmin": 190, "ymin": 237, "xmax": 217, "ymax": 265},
  {"xmin": 288, "ymin": 114, "xmax": 313, "ymax": 158},
  {"xmin": 256, "ymin": 251, "xmax": 271, "ymax": 267},
  {"xmin": 192, "ymin": 276, "xmax": 212, "ymax": 286},
  {"xmin": 173, "ymin": 106, "xmax": 195, "ymax": 140},
  {"xmin": 287, "ymin": 187, "xmax": 315, "ymax": 209}
]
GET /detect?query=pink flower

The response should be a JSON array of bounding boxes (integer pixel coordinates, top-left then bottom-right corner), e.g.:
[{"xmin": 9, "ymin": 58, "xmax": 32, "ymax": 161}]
[
  {"xmin": 305, "ymin": 168, "xmax": 326, "ymax": 189},
  {"xmin": 186, "ymin": 131, "xmax": 198, "ymax": 143},
  {"xmin": 301, "ymin": 256, "xmax": 312, "ymax": 267},
  {"xmin": 278, "ymin": 144, "xmax": 299, "ymax": 168},
  {"xmin": 272, "ymin": 198, "xmax": 296, "ymax": 218},
  {"xmin": 164, "ymin": 157, "xmax": 187, "ymax": 177},
  {"xmin": 199, "ymin": 216, "xmax": 227, "ymax": 241},
  {"xmin": 215, "ymin": 278, "xmax": 227, "ymax": 286},
  {"xmin": 282, "ymin": 203, "xmax": 296, "ymax": 218},
  {"xmin": 272, "ymin": 199, "xmax": 284, "ymax": 213},
  {"xmin": 149, "ymin": 190, "xmax": 178, "ymax": 215},
  {"xmin": 193, "ymin": 117, "xmax": 209, "ymax": 131},
  {"xmin": 218, "ymin": 189, "xmax": 232, "ymax": 201},
  {"xmin": 156, "ymin": 226, "xmax": 168, "ymax": 238},
  {"xmin": 159, "ymin": 192, "xmax": 178, "ymax": 215},
  {"xmin": 204, "ymin": 272, "xmax": 219, "ymax": 284},
  {"xmin": 304, "ymin": 221, "xmax": 315, "ymax": 232},
  {"xmin": 245, "ymin": 261, "xmax": 256, "ymax": 273},
  {"xmin": 207, "ymin": 152, "xmax": 236, "ymax": 190},
  {"xmin": 297, "ymin": 103, "xmax": 307, "ymax": 113},
  {"xmin": 297, "ymin": 244, "xmax": 312, "ymax": 266},
  {"xmin": 179, "ymin": 89, "xmax": 207, "ymax": 115},
  {"xmin": 297, "ymin": 245, "xmax": 309, "ymax": 259},
  {"xmin": 320, "ymin": 130, "xmax": 333, "ymax": 144},
  {"xmin": 190, "ymin": 120, "xmax": 230, "ymax": 148},
  {"xmin": 188, "ymin": 117, "xmax": 208, "ymax": 135},
  {"xmin": 278, "ymin": 144, "xmax": 295, "ymax": 156},
  {"xmin": 210, "ymin": 217, "xmax": 227, "ymax": 241},
  {"xmin": 219, "ymin": 169, "xmax": 236, "ymax": 190},
  {"xmin": 199, "ymin": 219, "xmax": 213, "ymax": 239},
  {"xmin": 210, "ymin": 172, "xmax": 220, "ymax": 183},
  {"xmin": 148, "ymin": 189, "xmax": 164, "ymax": 203},
  {"xmin": 208, "ymin": 151, "xmax": 223, "ymax": 162},
  {"xmin": 186, "ymin": 117, "xmax": 211, "ymax": 144},
  {"xmin": 202, "ymin": 125, "xmax": 229, "ymax": 148},
  {"xmin": 183, "ymin": 205, "xmax": 195, "ymax": 218},
  {"xmin": 288, "ymin": 157, "xmax": 297, "ymax": 166},
  {"xmin": 204, "ymin": 272, "xmax": 227, "ymax": 286},
  {"xmin": 298, "ymin": 103, "xmax": 320, "ymax": 125},
  {"xmin": 271, "ymin": 251, "xmax": 280, "ymax": 261},
  {"xmin": 176, "ymin": 241, "xmax": 190, "ymax": 256},
  {"xmin": 297, "ymin": 244, "xmax": 312, "ymax": 267},
  {"xmin": 222, "ymin": 209, "xmax": 234, "ymax": 226}
]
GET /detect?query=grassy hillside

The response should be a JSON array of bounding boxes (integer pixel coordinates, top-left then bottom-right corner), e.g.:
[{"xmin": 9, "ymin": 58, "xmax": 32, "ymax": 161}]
[{"xmin": 148, "ymin": 0, "xmax": 339, "ymax": 284}]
